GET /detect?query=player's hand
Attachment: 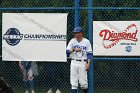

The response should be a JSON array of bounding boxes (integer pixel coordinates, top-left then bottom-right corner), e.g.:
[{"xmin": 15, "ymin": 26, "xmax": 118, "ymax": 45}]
[
  {"xmin": 86, "ymin": 63, "xmax": 90, "ymax": 71},
  {"xmin": 74, "ymin": 48, "xmax": 81, "ymax": 52},
  {"xmin": 28, "ymin": 76, "xmax": 34, "ymax": 80}
]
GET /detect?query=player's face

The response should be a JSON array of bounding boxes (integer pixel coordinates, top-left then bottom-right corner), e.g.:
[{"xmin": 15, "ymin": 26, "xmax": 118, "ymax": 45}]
[{"xmin": 74, "ymin": 32, "xmax": 82, "ymax": 38}]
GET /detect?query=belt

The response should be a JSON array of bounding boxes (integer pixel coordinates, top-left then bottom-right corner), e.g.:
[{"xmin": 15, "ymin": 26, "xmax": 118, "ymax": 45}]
[{"xmin": 72, "ymin": 59, "xmax": 87, "ymax": 62}]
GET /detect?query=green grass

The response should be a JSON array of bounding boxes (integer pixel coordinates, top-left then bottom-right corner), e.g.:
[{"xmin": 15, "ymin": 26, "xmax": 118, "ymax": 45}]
[
  {"xmin": 13, "ymin": 87, "xmax": 139, "ymax": 93},
  {"xmin": 95, "ymin": 88, "xmax": 139, "ymax": 93},
  {"xmin": 13, "ymin": 87, "xmax": 70, "ymax": 93}
]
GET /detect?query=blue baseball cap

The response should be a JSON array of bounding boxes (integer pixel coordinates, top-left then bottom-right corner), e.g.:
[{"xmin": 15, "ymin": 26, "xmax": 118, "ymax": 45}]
[{"xmin": 73, "ymin": 27, "xmax": 83, "ymax": 33}]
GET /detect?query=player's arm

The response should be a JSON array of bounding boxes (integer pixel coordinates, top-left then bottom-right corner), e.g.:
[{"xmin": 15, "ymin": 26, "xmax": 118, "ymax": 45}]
[
  {"xmin": 66, "ymin": 39, "xmax": 82, "ymax": 56},
  {"xmin": 86, "ymin": 53, "xmax": 92, "ymax": 71},
  {"xmin": 66, "ymin": 48, "xmax": 74, "ymax": 58},
  {"xmin": 66, "ymin": 39, "xmax": 74, "ymax": 56},
  {"xmin": 19, "ymin": 61, "xmax": 24, "ymax": 72},
  {"xmin": 86, "ymin": 40, "xmax": 93, "ymax": 71},
  {"xmin": 67, "ymin": 48, "xmax": 74, "ymax": 53},
  {"xmin": 19, "ymin": 61, "xmax": 21, "ymax": 66}
]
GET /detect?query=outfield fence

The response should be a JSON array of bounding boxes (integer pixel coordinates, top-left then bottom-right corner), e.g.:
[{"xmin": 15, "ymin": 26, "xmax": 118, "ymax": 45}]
[{"xmin": 1, "ymin": 0, "xmax": 140, "ymax": 93}]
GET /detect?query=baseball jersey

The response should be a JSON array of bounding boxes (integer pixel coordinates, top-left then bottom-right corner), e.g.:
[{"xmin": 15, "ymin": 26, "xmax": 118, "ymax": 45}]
[{"xmin": 67, "ymin": 38, "xmax": 92, "ymax": 59}]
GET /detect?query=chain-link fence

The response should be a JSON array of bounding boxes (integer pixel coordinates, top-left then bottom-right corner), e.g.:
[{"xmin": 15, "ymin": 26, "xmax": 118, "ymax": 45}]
[
  {"xmin": 92, "ymin": 0, "xmax": 140, "ymax": 92},
  {"xmin": 1, "ymin": 0, "xmax": 140, "ymax": 93}
]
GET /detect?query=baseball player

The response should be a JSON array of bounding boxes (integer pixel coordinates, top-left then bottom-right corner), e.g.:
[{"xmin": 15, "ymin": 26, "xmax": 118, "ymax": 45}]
[
  {"xmin": 19, "ymin": 61, "xmax": 38, "ymax": 93},
  {"xmin": 66, "ymin": 27, "xmax": 92, "ymax": 93}
]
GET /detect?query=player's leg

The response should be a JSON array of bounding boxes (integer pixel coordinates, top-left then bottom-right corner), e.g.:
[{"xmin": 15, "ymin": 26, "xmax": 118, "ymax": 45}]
[
  {"xmin": 70, "ymin": 61, "xmax": 79, "ymax": 93},
  {"xmin": 23, "ymin": 69, "xmax": 29, "ymax": 93},
  {"xmin": 27, "ymin": 69, "xmax": 35, "ymax": 93},
  {"xmin": 28, "ymin": 79, "xmax": 35, "ymax": 93},
  {"xmin": 23, "ymin": 80, "xmax": 29, "ymax": 93},
  {"xmin": 79, "ymin": 62, "xmax": 88, "ymax": 93},
  {"xmin": 54, "ymin": 64, "xmax": 62, "ymax": 93}
]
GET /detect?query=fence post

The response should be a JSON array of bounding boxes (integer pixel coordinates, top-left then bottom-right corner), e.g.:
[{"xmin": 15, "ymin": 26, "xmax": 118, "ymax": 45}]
[
  {"xmin": 88, "ymin": 0, "xmax": 93, "ymax": 93},
  {"xmin": 74, "ymin": 0, "xmax": 80, "ymax": 27}
]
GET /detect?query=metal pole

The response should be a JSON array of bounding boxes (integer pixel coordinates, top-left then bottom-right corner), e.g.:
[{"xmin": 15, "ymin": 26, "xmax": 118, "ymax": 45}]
[
  {"xmin": 74, "ymin": 0, "xmax": 80, "ymax": 27},
  {"xmin": 88, "ymin": 0, "xmax": 93, "ymax": 93}
]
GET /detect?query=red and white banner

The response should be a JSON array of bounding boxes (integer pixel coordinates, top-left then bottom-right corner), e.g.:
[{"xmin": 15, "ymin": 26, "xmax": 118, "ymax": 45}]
[
  {"xmin": 93, "ymin": 21, "xmax": 140, "ymax": 56},
  {"xmin": 2, "ymin": 13, "xmax": 67, "ymax": 61}
]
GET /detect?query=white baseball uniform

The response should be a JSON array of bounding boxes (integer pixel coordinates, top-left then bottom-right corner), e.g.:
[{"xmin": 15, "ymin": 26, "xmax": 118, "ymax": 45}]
[{"xmin": 67, "ymin": 38, "xmax": 92, "ymax": 89}]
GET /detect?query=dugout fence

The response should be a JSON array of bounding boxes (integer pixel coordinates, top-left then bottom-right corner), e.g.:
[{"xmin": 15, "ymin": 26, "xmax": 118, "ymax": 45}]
[{"xmin": 1, "ymin": 0, "xmax": 140, "ymax": 93}]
